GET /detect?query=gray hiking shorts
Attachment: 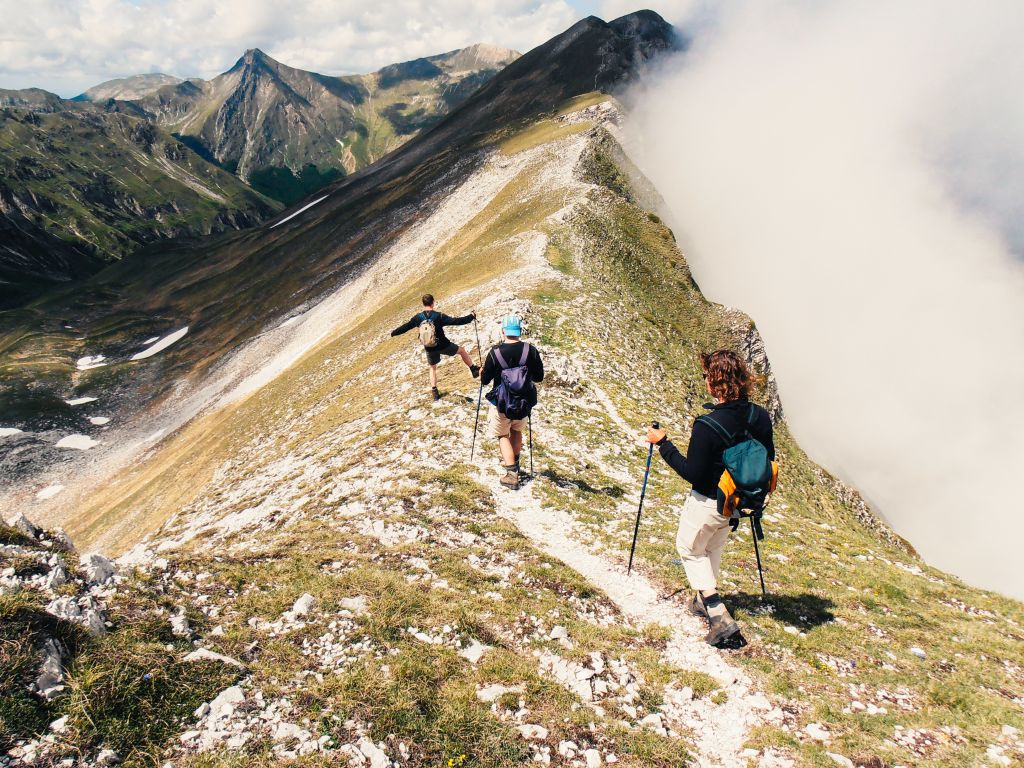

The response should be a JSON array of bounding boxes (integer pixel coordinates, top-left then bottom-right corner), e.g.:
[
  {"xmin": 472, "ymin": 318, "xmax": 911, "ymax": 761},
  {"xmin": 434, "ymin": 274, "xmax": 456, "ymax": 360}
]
[{"xmin": 425, "ymin": 341, "xmax": 459, "ymax": 365}]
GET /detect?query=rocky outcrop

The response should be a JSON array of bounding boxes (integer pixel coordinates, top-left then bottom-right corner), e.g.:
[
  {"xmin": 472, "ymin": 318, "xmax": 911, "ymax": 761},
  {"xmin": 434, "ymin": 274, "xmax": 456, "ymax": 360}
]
[{"xmin": 723, "ymin": 308, "xmax": 785, "ymax": 422}]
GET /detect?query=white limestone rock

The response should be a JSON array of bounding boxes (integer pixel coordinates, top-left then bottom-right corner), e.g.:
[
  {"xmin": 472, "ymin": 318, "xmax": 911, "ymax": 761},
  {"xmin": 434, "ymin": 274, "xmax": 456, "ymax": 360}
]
[
  {"xmin": 183, "ymin": 648, "xmax": 246, "ymax": 669},
  {"xmin": 519, "ymin": 724, "xmax": 549, "ymax": 740},
  {"xmin": 81, "ymin": 553, "xmax": 115, "ymax": 584},
  {"xmin": 35, "ymin": 639, "xmax": 64, "ymax": 699}
]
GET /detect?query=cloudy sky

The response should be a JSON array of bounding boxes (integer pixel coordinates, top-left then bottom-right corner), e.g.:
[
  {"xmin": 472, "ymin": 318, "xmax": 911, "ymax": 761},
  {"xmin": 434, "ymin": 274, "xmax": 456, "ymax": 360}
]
[{"xmin": 0, "ymin": 0, "xmax": 693, "ymax": 97}]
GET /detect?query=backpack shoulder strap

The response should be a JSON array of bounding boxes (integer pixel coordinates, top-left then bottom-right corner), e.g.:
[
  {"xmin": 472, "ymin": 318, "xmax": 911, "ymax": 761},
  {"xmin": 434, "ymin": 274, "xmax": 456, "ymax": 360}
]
[
  {"xmin": 493, "ymin": 347, "xmax": 509, "ymax": 369},
  {"xmin": 696, "ymin": 413, "xmax": 735, "ymax": 445},
  {"xmin": 518, "ymin": 343, "xmax": 530, "ymax": 366},
  {"xmin": 747, "ymin": 402, "xmax": 758, "ymax": 425}
]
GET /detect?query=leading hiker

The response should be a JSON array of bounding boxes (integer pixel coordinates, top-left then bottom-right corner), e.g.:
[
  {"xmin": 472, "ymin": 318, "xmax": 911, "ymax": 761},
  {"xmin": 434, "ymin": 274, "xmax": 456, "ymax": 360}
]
[
  {"xmin": 390, "ymin": 293, "xmax": 479, "ymax": 400},
  {"xmin": 646, "ymin": 350, "xmax": 775, "ymax": 647},
  {"xmin": 480, "ymin": 314, "xmax": 544, "ymax": 490}
]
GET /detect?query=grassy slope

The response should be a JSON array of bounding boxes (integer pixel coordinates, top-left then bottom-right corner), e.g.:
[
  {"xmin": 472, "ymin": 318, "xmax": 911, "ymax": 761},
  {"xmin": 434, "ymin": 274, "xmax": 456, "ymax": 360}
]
[
  {"xmin": 4, "ymin": 99, "xmax": 1022, "ymax": 767},
  {"xmin": 0, "ymin": 109, "xmax": 280, "ymax": 260}
]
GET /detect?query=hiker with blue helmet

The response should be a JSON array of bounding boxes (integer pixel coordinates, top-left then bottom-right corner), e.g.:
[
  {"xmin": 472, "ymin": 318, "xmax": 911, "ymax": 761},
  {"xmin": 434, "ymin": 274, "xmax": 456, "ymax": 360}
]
[
  {"xmin": 390, "ymin": 293, "xmax": 480, "ymax": 401},
  {"xmin": 480, "ymin": 313, "xmax": 544, "ymax": 489},
  {"xmin": 646, "ymin": 350, "xmax": 775, "ymax": 647}
]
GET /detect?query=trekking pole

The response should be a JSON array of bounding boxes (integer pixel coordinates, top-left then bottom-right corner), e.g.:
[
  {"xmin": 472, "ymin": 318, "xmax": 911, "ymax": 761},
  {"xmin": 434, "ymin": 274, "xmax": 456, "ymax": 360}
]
[
  {"xmin": 528, "ymin": 413, "xmax": 534, "ymax": 476},
  {"xmin": 473, "ymin": 316, "xmax": 483, "ymax": 367},
  {"xmin": 627, "ymin": 421, "xmax": 659, "ymax": 575},
  {"xmin": 470, "ymin": 381, "xmax": 483, "ymax": 461},
  {"xmin": 750, "ymin": 516, "xmax": 767, "ymax": 598},
  {"xmin": 469, "ymin": 316, "xmax": 484, "ymax": 461}
]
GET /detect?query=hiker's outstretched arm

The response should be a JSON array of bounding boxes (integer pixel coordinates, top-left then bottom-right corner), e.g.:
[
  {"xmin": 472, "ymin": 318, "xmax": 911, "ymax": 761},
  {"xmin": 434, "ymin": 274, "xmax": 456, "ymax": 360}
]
[
  {"xmin": 390, "ymin": 316, "xmax": 417, "ymax": 336},
  {"xmin": 444, "ymin": 312, "xmax": 475, "ymax": 327}
]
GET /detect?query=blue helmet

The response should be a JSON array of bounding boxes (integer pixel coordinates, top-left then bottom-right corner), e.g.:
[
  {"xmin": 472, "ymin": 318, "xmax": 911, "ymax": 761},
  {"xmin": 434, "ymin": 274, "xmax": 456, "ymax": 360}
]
[{"xmin": 501, "ymin": 314, "xmax": 522, "ymax": 336}]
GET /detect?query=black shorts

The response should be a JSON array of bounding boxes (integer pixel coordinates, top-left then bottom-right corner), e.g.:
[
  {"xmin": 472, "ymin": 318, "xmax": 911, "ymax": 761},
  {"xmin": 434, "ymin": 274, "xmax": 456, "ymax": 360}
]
[{"xmin": 425, "ymin": 341, "xmax": 459, "ymax": 365}]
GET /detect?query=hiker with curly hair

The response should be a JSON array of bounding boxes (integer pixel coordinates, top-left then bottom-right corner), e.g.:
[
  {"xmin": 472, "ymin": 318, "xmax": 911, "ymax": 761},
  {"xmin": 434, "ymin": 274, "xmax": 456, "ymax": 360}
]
[{"xmin": 647, "ymin": 350, "xmax": 775, "ymax": 647}]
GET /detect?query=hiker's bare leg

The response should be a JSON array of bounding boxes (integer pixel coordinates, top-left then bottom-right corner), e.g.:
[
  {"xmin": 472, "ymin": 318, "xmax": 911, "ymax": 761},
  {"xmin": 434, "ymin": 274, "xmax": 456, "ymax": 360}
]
[
  {"xmin": 499, "ymin": 436, "xmax": 515, "ymax": 465},
  {"xmin": 429, "ymin": 364, "xmax": 438, "ymax": 388},
  {"xmin": 457, "ymin": 346, "xmax": 472, "ymax": 366},
  {"xmin": 510, "ymin": 429, "xmax": 523, "ymax": 462}
]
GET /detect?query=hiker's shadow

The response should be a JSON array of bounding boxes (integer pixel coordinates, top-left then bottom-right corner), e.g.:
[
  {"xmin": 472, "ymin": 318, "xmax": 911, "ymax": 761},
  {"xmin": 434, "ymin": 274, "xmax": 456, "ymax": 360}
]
[
  {"xmin": 539, "ymin": 469, "xmax": 624, "ymax": 498},
  {"xmin": 730, "ymin": 591, "xmax": 836, "ymax": 630}
]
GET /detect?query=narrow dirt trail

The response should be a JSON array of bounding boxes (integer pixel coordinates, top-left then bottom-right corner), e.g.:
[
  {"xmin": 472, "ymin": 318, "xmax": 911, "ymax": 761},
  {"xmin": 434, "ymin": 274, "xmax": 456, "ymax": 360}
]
[{"xmin": 470, "ymin": 438, "xmax": 777, "ymax": 767}]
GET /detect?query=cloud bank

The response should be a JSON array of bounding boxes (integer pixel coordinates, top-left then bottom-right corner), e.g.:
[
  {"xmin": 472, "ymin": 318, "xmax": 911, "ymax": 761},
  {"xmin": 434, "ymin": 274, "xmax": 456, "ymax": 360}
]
[
  {"xmin": 623, "ymin": 0, "xmax": 1024, "ymax": 598},
  {"xmin": 0, "ymin": 0, "xmax": 578, "ymax": 96}
]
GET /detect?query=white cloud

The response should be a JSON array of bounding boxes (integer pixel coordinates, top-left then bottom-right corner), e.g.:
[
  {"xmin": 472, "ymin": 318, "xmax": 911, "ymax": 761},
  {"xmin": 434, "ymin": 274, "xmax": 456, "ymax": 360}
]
[
  {"xmin": 0, "ymin": 0, "xmax": 580, "ymax": 96},
  {"xmin": 624, "ymin": 0, "xmax": 1024, "ymax": 598}
]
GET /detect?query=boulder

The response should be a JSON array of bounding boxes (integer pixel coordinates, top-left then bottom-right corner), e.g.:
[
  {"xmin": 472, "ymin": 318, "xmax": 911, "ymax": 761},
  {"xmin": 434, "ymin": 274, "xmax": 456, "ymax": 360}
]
[
  {"xmin": 35, "ymin": 639, "xmax": 64, "ymax": 699},
  {"xmin": 207, "ymin": 685, "xmax": 245, "ymax": 720},
  {"xmin": 170, "ymin": 610, "xmax": 191, "ymax": 637},
  {"xmin": 356, "ymin": 735, "xmax": 392, "ymax": 768},
  {"xmin": 81, "ymin": 553, "xmax": 115, "ymax": 584},
  {"xmin": 518, "ymin": 724, "xmax": 549, "ymax": 740},
  {"xmin": 9, "ymin": 512, "xmax": 39, "ymax": 538}
]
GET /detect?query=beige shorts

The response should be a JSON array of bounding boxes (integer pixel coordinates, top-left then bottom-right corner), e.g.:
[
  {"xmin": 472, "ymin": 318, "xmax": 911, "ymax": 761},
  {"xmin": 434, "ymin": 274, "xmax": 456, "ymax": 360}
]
[{"xmin": 488, "ymin": 407, "xmax": 527, "ymax": 439}]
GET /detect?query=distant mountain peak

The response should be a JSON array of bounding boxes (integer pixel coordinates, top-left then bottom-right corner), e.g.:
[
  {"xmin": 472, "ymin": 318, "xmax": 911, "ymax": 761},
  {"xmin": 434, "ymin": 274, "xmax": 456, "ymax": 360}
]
[
  {"xmin": 74, "ymin": 73, "xmax": 182, "ymax": 102},
  {"xmin": 231, "ymin": 48, "xmax": 282, "ymax": 73}
]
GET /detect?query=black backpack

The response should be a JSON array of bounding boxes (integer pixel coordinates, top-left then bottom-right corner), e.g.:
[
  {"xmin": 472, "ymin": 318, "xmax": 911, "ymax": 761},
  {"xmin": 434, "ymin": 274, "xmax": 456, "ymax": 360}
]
[
  {"xmin": 486, "ymin": 344, "xmax": 537, "ymax": 419},
  {"xmin": 696, "ymin": 404, "xmax": 778, "ymax": 536}
]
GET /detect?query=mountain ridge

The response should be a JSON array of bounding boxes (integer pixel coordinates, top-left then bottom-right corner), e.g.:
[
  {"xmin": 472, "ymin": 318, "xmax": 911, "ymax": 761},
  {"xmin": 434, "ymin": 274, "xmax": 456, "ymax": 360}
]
[{"xmin": 3, "ymin": 95, "xmax": 1021, "ymax": 768}]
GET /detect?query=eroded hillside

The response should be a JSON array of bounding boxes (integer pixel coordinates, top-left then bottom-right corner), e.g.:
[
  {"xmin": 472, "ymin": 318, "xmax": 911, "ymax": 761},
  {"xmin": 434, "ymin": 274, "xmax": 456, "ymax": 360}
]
[{"xmin": 3, "ymin": 98, "xmax": 1021, "ymax": 768}]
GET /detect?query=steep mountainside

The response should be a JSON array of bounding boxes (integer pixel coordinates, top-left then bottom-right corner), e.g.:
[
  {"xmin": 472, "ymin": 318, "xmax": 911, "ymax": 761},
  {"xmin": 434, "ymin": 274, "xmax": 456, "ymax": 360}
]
[
  {"xmin": 73, "ymin": 74, "xmax": 183, "ymax": 102},
  {"xmin": 0, "ymin": 13, "xmax": 675, "ymax": 483},
  {"xmin": 136, "ymin": 45, "xmax": 520, "ymax": 203},
  {"xmin": 0, "ymin": 107, "xmax": 280, "ymax": 307},
  {"xmin": 2, "ymin": 94, "xmax": 1022, "ymax": 768}
]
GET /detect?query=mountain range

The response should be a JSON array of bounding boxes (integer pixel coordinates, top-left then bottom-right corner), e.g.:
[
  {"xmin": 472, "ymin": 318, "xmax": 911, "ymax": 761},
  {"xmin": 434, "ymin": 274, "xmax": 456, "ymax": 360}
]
[{"xmin": 0, "ymin": 44, "xmax": 519, "ymax": 308}]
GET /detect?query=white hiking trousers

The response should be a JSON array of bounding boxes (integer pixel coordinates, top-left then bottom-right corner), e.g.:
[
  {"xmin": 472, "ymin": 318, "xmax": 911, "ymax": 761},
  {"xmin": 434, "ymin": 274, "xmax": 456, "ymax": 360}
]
[{"xmin": 676, "ymin": 490, "xmax": 732, "ymax": 592}]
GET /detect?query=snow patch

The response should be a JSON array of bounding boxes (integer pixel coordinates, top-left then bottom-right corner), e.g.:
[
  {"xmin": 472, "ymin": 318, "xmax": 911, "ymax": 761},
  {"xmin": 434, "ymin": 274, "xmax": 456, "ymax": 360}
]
[
  {"xmin": 88, "ymin": 416, "xmax": 111, "ymax": 426},
  {"xmin": 65, "ymin": 397, "xmax": 97, "ymax": 406},
  {"xmin": 131, "ymin": 327, "xmax": 189, "ymax": 360},
  {"xmin": 270, "ymin": 196, "xmax": 329, "ymax": 229},
  {"xmin": 77, "ymin": 355, "xmax": 108, "ymax": 370},
  {"xmin": 56, "ymin": 434, "xmax": 99, "ymax": 450},
  {"xmin": 36, "ymin": 485, "xmax": 65, "ymax": 499},
  {"xmin": 0, "ymin": 427, "xmax": 23, "ymax": 437}
]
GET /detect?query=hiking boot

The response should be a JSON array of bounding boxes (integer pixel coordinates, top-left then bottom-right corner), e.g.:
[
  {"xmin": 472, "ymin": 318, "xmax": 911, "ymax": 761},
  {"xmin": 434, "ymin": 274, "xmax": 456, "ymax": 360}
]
[
  {"xmin": 431, "ymin": 387, "xmax": 441, "ymax": 401},
  {"xmin": 500, "ymin": 465, "xmax": 520, "ymax": 490},
  {"xmin": 700, "ymin": 606, "xmax": 741, "ymax": 651},
  {"xmin": 689, "ymin": 591, "xmax": 709, "ymax": 620},
  {"xmin": 470, "ymin": 364, "xmax": 480, "ymax": 379}
]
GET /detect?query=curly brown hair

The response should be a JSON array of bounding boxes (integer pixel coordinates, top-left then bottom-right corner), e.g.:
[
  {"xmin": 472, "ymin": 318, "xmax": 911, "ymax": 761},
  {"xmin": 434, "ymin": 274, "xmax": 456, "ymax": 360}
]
[{"xmin": 701, "ymin": 350, "xmax": 753, "ymax": 403}]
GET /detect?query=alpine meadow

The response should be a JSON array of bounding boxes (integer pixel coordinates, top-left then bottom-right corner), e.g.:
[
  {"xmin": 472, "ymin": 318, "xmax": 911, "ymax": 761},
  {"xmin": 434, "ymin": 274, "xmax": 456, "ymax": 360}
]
[{"xmin": 1, "ymin": 4, "xmax": 1021, "ymax": 768}]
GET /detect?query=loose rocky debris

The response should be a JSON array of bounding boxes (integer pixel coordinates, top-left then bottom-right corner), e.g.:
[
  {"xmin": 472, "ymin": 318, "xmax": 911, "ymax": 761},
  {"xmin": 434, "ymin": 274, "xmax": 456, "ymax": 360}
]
[{"xmin": 1, "ymin": 513, "xmax": 120, "ymax": 765}]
